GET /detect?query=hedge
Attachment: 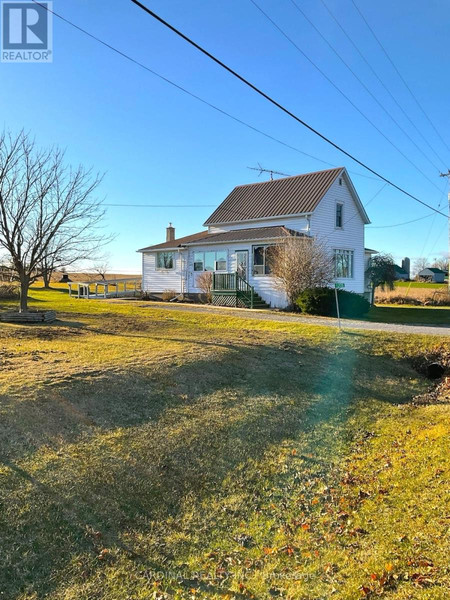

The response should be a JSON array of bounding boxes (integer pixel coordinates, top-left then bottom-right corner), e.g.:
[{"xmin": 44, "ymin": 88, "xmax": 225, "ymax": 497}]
[{"xmin": 296, "ymin": 287, "xmax": 370, "ymax": 317}]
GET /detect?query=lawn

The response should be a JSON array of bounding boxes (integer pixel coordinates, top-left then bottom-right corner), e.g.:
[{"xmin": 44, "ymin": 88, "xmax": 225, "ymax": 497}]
[
  {"xmin": 0, "ymin": 288, "xmax": 449, "ymax": 599},
  {"xmin": 394, "ymin": 282, "xmax": 446, "ymax": 289},
  {"xmin": 366, "ymin": 305, "xmax": 450, "ymax": 325}
]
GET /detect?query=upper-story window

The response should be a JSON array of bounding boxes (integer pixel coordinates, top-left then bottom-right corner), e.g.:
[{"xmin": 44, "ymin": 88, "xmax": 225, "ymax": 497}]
[
  {"xmin": 335, "ymin": 203, "xmax": 343, "ymax": 228},
  {"xmin": 156, "ymin": 251, "xmax": 174, "ymax": 269},
  {"xmin": 252, "ymin": 245, "xmax": 275, "ymax": 275}
]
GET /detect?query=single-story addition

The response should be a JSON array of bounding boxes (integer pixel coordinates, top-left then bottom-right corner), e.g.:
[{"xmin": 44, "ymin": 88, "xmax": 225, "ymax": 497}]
[
  {"xmin": 138, "ymin": 167, "xmax": 371, "ymax": 308},
  {"xmin": 418, "ymin": 267, "xmax": 446, "ymax": 283}
]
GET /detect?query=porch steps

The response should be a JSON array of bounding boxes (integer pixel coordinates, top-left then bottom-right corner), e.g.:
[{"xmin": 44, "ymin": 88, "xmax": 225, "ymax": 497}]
[
  {"xmin": 212, "ymin": 272, "xmax": 271, "ymax": 309},
  {"xmin": 250, "ymin": 292, "xmax": 270, "ymax": 309}
]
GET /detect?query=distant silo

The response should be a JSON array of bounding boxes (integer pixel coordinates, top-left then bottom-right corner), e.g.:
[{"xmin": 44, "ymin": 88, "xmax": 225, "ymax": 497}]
[{"xmin": 402, "ymin": 257, "xmax": 410, "ymax": 279}]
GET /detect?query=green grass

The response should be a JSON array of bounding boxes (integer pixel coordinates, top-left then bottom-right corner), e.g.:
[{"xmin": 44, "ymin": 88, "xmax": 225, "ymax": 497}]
[
  {"xmin": 394, "ymin": 281, "xmax": 447, "ymax": 289},
  {"xmin": 0, "ymin": 288, "xmax": 449, "ymax": 599},
  {"xmin": 366, "ymin": 305, "xmax": 450, "ymax": 325}
]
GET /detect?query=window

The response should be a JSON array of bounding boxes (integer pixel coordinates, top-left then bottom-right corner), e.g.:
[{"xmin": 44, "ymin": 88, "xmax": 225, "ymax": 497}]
[
  {"xmin": 194, "ymin": 250, "xmax": 227, "ymax": 271},
  {"xmin": 194, "ymin": 252, "xmax": 204, "ymax": 271},
  {"xmin": 253, "ymin": 245, "xmax": 275, "ymax": 275},
  {"xmin": 336, "ymin": 203, "xmax": 343, "ymax": 228},
  {"xmin": 156, "ymin": 251, "xmax": 174, "ymax": 269},
  {"xmin": 215, "ymin": 250, "xmax": 227, "ymax": 271},
  {"xmin": 334, "ymin": 249, "xmax": 354, "ymax": 278}
]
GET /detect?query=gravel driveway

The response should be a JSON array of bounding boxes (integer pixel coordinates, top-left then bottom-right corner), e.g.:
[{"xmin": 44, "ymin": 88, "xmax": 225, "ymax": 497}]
[{"xmin": 128, "ymin": 301, "xmax": 450, "ymax": 337}]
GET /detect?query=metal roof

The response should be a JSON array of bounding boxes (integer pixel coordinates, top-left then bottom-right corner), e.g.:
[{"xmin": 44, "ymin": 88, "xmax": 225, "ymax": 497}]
[
  {"xmin": 138, "ymin": 226, "xmax": 305, "ymax": 252},
  {"xmin": 187, "ymin": 226, "xmax": 305, "ymax": 245},
  {"xmin": 204, "ymin": 167, "xmax": 344, "ymax": 225},
  {"xmin": 420, "ymin": 267, "xmax": 445, "ymax": 274},
  {"xmin": 137, "ymin": 231, "xmax": 208, "ymax": 252}
]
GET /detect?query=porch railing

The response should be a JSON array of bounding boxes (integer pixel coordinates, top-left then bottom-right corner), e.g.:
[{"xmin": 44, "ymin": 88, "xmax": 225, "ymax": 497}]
[{"xmin": 212, "ymin": 271, "xmax": 254, "ymax": 308}]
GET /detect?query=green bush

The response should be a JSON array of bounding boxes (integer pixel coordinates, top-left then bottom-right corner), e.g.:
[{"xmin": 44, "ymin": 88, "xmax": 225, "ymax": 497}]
[{"xmin": 296, "ymin": 287, "xmax": 370, "ymax": 317}]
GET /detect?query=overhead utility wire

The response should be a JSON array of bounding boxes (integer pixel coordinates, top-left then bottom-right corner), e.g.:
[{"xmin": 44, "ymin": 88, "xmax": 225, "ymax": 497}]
[
  {"xmin": 249, "ymin": 0, "xmax": 442, "ymax": 194},
  {"xmin": 130, "ymin": 0, "xmax": 447, "ymax": 219},
  {"xmin": 320, "ymin": 0, "xmax": 448, "ymax": 169},
  {"xmin": 104, "ymin": 203, "xmax": 216, "ymax": 207},
  {"xmin": 288, "ymin": 0, "xmax": 442, "ymax": 173},
  {"xmin": 351, "ymin": 0, "xmax": 450, "ymax": 156},
  {"xmin": 30, "ymin": 1, "xmax": 380, "ymax": 185}
]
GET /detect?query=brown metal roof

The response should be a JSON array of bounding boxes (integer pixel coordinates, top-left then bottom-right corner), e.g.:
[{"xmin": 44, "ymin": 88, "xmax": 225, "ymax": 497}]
[
  {"xmin": 187, "ymin": 226, "xmax": 306, "ymax": 245},
  {"xmin": 137, "ymin": 230, "xmax": 208, "ymax": 252},
  {"xmin": 204, "ymin": 167, "xmax": 344, "ymax": 225},
  {"xmin": 138, "ymin": 226, "xmax": 305, "ymax": 252}
]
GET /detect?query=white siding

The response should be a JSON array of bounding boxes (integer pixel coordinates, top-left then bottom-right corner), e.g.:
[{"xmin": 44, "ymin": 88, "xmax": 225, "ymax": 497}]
[
  {"xmin": 310, "ymin": 175, "xmax": 365, "ymax": 293},
  {"xmin": 208, "ymin": 214, "xmax": 309, "ymax": 234},
  {"xmin": 186, "ymin": 245, "xmax": 230, "ymax": 293},
  {"xmin": 142, "ymin": 173, "xmax": 366, "ymax": 306},
  {"xmin": 142, "ymin": 251, "xmax": 185, "ymax": 293},
  {"xmin": 187, "ymin": 241, "xmax": 287, "ymax": 308}
]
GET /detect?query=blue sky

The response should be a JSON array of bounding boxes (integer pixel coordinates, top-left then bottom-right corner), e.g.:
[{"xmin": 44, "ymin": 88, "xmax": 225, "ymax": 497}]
[{"xmin": 1, "ymin": 0, "xmax": 448, "ymax": 272}]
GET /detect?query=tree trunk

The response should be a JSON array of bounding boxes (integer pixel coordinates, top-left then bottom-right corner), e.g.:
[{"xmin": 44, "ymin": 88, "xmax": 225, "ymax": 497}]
[
  {"xmin": 42, "ymin": 269, "xmax": 51, "ymax": 288},
  {"xmin": 19, "ymin": 275, "xmax": 29, "ymax": 312}
]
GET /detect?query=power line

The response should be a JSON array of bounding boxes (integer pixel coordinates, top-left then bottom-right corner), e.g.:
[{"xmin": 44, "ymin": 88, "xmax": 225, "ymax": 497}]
[
  {"xmin": 250, "ymin": 0, "xmax": 442, "ymax": 193},
  {"xmin": 130, "ymin": 0, "xmax": 448, "ymax": 219},
  {"xmin": 103, "ymin": 204, "xmax": 216, "ymax": 208},
  {"xmin": 368, "ymin": 213, "xmax": 435, "ymax": 229},
  {"xmin": 29, "ymin": 1, "xmax": 380, "ymax": 185},
  {"xmin": 288, "ymin": 0, "xmax": 443, "ymax": 174},
  {"xmin": 319, "ymin": 0, "xmax": 449, "ymax": 169},
  {"xmin": 350, "ymin": 0, "xmax": 450, "ymax": 156}
]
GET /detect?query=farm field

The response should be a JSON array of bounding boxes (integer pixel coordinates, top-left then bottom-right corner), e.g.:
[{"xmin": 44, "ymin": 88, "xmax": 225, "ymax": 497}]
[
  {"xmin": 394, "ymin": 282, "xmax": 446, "ymax": 289},
  {"xmin": 0, "ymin": 287, "xmax": 449, "ymax": 599}
]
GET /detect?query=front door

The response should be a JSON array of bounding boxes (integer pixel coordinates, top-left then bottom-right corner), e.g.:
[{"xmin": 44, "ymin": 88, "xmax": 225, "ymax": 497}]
[{"xmin": 236, "ymin": 250, "xmax": 249, "ymax": 280}]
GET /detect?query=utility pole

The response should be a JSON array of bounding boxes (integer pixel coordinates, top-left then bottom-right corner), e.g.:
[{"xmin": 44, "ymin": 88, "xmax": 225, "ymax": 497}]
[{"xmin": 439, "ymin": 170, "xmax": 450, "ymax": 290}]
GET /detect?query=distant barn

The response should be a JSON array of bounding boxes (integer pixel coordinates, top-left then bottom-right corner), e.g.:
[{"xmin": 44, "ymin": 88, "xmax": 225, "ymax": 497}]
[{"xmin": 418, "ymin": 267, "xmax": 446, "ymax": 283}]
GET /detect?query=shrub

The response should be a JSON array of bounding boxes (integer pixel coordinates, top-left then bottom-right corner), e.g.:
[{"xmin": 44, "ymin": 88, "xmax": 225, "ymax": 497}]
[
  {"xmin": 296, "ymin": 287, "xmax": 370, "ymax": 317},
  {"xmin": 162, "ymin": 289, "xmax": 178, "ymax": 302},
  {"xmin": 0, "ymin": 283, "xmax": 19, "ymax": 299},
  {"xmin": 196, "ymin": 272, "xmax": 212, "ymax": 303}
]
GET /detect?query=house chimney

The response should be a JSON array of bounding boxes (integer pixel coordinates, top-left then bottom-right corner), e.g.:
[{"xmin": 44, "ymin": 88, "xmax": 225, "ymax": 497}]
[
  {"xmin": 402, "ymin": 257, "xmax": 410, "ymax": 279},
  {"xmin": 166, "ymin": 222, "xmax": 175, "ymax": 242}
]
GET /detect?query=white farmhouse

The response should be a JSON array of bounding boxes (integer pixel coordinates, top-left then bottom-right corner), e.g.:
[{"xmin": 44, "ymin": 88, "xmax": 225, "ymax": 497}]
[{"xmin": 138, "ymin": 167, "xmax": 371, "ymax": 308}]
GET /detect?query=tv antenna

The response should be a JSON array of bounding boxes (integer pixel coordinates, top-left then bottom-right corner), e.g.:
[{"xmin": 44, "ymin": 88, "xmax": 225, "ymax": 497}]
[{"xmin": 248, "ymin": 163, "xmax": 291, "ymax": 180}]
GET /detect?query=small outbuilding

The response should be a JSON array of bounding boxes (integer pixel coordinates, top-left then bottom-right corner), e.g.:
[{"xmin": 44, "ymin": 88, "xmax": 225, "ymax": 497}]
[{"xmin": 418, "ymin": 267, "xmax": 446, "ymax": 283}]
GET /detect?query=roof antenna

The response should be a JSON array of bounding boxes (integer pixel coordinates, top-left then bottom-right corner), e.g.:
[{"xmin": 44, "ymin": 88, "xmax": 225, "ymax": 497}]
[{"xmin": 247, "ymin": 162, "xmax": 291, "ymax": 180}]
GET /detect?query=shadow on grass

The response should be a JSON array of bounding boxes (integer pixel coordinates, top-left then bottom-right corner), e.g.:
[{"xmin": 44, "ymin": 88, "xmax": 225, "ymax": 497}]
[{"xmin": 0, "ymin": 336, "xmax": 426, "ymax": 598}]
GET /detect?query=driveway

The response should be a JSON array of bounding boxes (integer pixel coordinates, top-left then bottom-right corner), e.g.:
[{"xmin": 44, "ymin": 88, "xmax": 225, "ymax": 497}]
[{"xmin": 119, "ymin": 301, "xmax": 450, "ymax": 337}]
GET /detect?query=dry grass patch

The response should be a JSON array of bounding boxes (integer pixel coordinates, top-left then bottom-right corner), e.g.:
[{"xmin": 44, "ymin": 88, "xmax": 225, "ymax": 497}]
[{"xmin": 0, "ymin": 288, "xmax": 448, "ymax": 599}]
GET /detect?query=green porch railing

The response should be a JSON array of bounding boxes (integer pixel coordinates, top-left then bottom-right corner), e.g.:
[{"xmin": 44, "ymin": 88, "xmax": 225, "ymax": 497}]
[{"xmin": 212, "ymin": 272, "xmax": 254, "ymax": 308}]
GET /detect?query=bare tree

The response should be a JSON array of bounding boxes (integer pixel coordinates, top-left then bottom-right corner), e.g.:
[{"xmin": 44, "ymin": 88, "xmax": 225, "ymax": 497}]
[
  {"xmin": 0, "ymin": 131, "xmax": 109, "ymax": 311},
  {"xmin": 91, "ymin": 257, "xmax": 111, "ymax": 281},
  {"xmin": 431, "ymin": 256, "xmax": 448, "ymax": 272},
  {"xmin": 412, "ymin": 257, "xmax": 429, "ymax": 278},
  {"xmin": 270, "ymin": 235, "xmax": 334, "ymax": 306}
]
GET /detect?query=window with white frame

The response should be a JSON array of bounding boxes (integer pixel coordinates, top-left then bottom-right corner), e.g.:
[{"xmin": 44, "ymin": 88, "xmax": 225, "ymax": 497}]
[
  {"xmin": 252, "ymin": 244, "xmax": 275, "ymax": 275},
  {"xmin": 334, "ymin": 249, "xmax": 354, "ymax": 278},
  {"xmin": 193, "ymin": 250, "xmax": 227, "ymax": 271},
  {"xmin": 335, "ymin": 203, "xmax": 343, "ymax": 228},
  {"xmin": 156, "ymin": 251, "xmax": 174, "ymax": 269}
]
